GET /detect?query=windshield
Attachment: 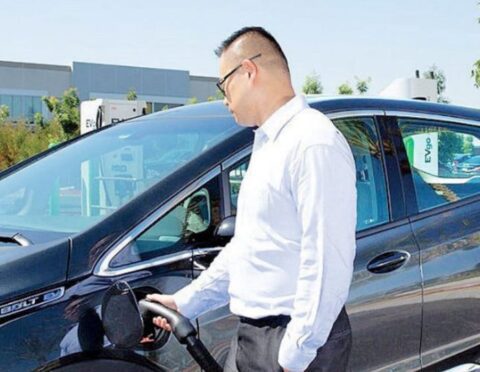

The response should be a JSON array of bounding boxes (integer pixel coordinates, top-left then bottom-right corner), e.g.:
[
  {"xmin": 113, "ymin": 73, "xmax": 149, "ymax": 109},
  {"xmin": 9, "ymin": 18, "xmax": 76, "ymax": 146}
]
[{"xmin": 0, "ymin": 114, "xmax": 239, "ymax": 234}]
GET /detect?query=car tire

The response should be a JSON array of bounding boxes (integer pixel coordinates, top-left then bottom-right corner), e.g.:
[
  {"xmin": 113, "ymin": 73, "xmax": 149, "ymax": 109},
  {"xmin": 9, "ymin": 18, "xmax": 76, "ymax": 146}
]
[{"xmin": 35, "ymin": 350, "xmax": 164, "ymax": 372}]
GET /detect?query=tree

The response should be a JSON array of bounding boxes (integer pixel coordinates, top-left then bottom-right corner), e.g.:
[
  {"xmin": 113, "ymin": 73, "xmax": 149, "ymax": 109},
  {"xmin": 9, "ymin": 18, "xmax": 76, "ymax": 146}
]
[
  {"xmin": 355, "ymin": 76, "xmax": 372, "ymax": 95},
  {"xmin": 126, "ymin": 88, "xmax": 137, "ymax": 101},
  {"xmin": 473, "ymin": 3, "xmax": 480, "ymax": 89},
  {"xmin": 186, "ymin": 97, "xmax": 198, "ymax": 105},
  {"xmin": 33, "ymin": 112, "xmax": 44, "ymax": 127},
  {"xmin": 463, "ymin": 135, "xmax": 474, "ymax": 155},
  {"xmin": 0, "ymin": 119, "xmax": 66, "ymax": 171},
  {"xmin": 302, "ymin": 73, "xmax": 323, "ymax": 94},
  {"xmin": 338, "ymin": 82, "xmax": 353, "ymax": 95},
  {"xmin": 43, "ymin": 96, "xmax": 59, "ymax": 113},
  {"xmin": 439, "ymin": 131, "xmax": 463, "ymax": 164},
  {"xmin": 0, "ymin": 105, "xmax": 9, "ymax": 124},
  {"xmin": 43, "ymin": 88, "xmax": 80, "ymax": 137},
  {"xmin": 207, "ymin": 90, "xmax": 224, "ymax": 101},
  {"xmin": 423, "ymin": 65, "xmax": 449, "ymax": 103},
  {"xmin": 472, "ymin": 60, "xmax": 480, "ymax": 89}
]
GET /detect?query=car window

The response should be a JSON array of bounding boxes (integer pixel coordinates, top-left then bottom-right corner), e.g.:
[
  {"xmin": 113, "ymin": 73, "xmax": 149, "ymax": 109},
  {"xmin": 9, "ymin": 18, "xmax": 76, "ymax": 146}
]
[
  {"xmin": 109, "ymin": 177, "xmax": 222, "ymax": 268},
  {"xmin": 0, "ymin": 115, "xmax": 239, "ymax": 234},
  {"xmin": 398, "ymin": 118, "xmax": 480, "ymax": 212},
  {"xmin": 226, "ymin": 117, "xmax": 389, "ymax": 231},
  {"xmin": 332, "ymin": 117, "xmax": 389, "ymax": 231},
  {"xmin": 228, "ymin": 159, "xmax": 250, "ymax": 215}
]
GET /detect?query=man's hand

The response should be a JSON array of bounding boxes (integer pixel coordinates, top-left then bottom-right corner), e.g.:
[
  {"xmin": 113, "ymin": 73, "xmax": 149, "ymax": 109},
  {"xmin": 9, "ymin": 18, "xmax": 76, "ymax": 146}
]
[{"xmin": 146, "ymin": 293, "xmax": 178, "ymax": 332}]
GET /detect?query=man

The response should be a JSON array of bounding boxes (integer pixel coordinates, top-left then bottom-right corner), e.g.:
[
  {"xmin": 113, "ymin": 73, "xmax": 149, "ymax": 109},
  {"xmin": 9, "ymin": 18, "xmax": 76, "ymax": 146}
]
[{"xmin": 148, "ymin": 26, "xmax": 357, "ymax": 372}]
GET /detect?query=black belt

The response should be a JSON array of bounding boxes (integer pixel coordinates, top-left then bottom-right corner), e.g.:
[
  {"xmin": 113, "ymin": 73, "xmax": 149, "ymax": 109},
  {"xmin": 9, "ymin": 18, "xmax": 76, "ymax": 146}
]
[
  {"xmin": 239, "ymin": 314, "xmax": 291, "ymax": 328},
  {"xmin": 239, "ymin": 307, "xmax": 348, "ymax": 329}
]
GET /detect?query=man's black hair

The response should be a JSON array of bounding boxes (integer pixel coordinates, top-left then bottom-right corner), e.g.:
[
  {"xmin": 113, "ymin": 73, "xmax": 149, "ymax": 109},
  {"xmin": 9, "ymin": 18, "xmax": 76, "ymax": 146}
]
[{"xmin": 215, "ymin": 26, "xmax": 289, "ymax": 70}]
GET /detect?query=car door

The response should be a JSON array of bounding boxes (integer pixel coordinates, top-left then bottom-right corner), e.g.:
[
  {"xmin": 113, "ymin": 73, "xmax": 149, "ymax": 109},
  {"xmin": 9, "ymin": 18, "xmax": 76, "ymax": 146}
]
[
  {"xmin": 394, "ymin": 113, "xmax": 480, "ymax": 368},
  {"xmin": 333, "ymin": 114, "xmax": 422, "ymax": 371},
  {"xmin": 194, "ymin": 112, "xmax": 423, "ymax": 371},
  {"xmin": 89, "ymin": 169, "xmax": 226, "ymax": 371}
]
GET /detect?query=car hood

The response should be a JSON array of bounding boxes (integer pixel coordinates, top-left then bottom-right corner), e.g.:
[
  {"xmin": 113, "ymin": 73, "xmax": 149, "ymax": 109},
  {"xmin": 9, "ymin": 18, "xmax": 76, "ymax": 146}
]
[{"xmin": 0, "ymin": 238, "xmax": 69, "ymax": 306}]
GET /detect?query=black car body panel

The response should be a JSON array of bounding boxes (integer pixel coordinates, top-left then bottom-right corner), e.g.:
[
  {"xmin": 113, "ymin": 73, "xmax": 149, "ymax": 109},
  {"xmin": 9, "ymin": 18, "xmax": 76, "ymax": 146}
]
[
  {"xmin": 1, "ymin": 97, "xmax": 480, "ymax": 371},
  {"xmin": 0, "ymin": 238, "xmax": 69, "ymax": 304},
  {"xmin": 411, "ymin": 198, "xmax": 480, "ymax": 366},
  {"xmin": 348, "ymin": 220, "xmax": 422, "ymax": 370}
]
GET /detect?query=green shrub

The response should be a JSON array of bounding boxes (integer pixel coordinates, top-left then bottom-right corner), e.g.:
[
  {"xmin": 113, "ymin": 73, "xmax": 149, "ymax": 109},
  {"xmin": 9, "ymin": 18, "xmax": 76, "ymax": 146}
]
[
  {"xmin": 43, "ymin": 88, "xmax": 80, "ymax": 137},
  {"xmin": 0, "ymin": 105, "xmax": 9, "ymax": 124},
  {"xmin": 0, "ymin": 119, "xmax": 67, "ymax": 171}
]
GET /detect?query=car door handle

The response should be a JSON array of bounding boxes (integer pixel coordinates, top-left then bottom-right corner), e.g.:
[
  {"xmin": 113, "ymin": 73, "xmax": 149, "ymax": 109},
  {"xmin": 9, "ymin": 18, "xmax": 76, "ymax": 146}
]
[{"xmin": 367, "ymin": 251, "xmax": 410, "ymax": 274}]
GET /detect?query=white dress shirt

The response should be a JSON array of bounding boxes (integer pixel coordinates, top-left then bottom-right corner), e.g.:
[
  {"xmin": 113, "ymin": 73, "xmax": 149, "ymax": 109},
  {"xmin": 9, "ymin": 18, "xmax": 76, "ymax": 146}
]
[{"xmin": 173, "ymin": 95, "xmax": 357, "ymax": 371}]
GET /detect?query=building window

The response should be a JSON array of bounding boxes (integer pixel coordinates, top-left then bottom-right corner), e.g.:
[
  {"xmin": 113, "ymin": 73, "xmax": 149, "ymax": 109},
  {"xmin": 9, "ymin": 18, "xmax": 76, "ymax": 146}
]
[
  {"xmin": 12, "ymin": 95, "xmax": 23, "ymax": 118},
  {"xmin": 33, "ymin": 97, "xmax": 42, "ymax": 115},
  {"xmin": 0, "ymin": 95, "xmax": 13, "ymax": 113},
  {"xmin": 0, "ymin": 94, "xmax": 44, "ymax": 122}
]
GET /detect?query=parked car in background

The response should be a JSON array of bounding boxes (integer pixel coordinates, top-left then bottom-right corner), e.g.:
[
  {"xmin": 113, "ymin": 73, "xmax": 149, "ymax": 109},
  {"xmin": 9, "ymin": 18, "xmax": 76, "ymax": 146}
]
[
  {"xmin": 457, "ymin": 155, "xmax": 480, "ymax": 174},
  {"xmin": 1, "ymin": 97, "xmax": 480, "ymax": 371},
  {"xmin": 453, "ymin": 153, "xmax": 472, "ymax": 164}
]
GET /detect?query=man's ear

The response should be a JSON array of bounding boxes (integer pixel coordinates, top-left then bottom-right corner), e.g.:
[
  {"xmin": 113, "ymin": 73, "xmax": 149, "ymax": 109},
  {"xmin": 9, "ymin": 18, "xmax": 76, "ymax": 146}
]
[{"xmin": 243, "ymin": 59, "xmax": 257, "ymax": 80}]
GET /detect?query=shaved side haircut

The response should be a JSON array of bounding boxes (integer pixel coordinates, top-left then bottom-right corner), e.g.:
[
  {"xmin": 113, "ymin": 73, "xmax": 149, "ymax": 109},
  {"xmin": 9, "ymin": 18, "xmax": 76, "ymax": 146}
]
[{"xmin": 215, "ymin": 26, "xmax": 290, "ymax": 73}]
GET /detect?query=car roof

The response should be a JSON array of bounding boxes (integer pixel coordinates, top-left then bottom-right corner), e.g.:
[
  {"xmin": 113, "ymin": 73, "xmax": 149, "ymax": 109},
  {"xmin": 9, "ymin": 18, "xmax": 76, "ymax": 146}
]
[
  {"xmin": 309, "ymin": 96, "xmax": 480, "ymax": 121},
  {"xmin": 137, "ymin": 96, "xmax": 480, "ymax": 123}
]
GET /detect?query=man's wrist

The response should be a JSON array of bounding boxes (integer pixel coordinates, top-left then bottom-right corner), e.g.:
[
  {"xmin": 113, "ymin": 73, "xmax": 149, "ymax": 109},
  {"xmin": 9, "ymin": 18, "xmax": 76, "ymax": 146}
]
[
  {"xmin": 172, "ymin": 285, "xmax": 198, "ymax": 320},
  {"xmin": 278, "ymin": 330, "xmax": 317, "ymax": 372}
]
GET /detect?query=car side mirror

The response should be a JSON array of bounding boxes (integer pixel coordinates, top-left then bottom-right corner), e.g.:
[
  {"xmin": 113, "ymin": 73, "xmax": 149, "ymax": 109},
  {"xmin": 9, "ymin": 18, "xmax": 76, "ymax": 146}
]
[
  {"xmin": 183, "ymin": 188, "xmax": 211, "ymax": 234},
  {"xmin": 214, "ymin": 216, "xmax": 236, "ymax": 239}
]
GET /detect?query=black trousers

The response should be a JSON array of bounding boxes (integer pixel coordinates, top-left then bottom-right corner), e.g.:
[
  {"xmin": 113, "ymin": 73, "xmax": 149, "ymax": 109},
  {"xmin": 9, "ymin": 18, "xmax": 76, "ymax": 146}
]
[{"xmin": 224, "ymin": 307, "xmax": 352, "ymax": 372}]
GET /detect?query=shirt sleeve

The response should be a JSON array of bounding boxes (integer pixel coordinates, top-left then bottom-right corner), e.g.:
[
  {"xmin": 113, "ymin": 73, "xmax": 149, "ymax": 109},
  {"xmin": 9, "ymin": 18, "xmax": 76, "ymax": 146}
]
[
  {"xmin": 172, "ymin": 238, "xmax": 234, "ymax": 320},
  {"xmin": 278, "ymin": 142, "xmax": 357, "ymax": 371}
]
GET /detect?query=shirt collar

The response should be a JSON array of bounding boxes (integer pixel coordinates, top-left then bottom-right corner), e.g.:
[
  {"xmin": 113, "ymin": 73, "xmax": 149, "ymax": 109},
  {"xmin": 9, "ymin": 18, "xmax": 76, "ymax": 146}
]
[{"xmin": 256, "ymin": 95, "xmax": 309, "ymax": 142}]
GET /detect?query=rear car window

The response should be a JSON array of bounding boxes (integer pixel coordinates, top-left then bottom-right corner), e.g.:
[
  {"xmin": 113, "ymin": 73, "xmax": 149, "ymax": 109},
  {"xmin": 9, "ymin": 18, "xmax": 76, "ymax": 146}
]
[{"xmin": 399, "ymin": 118, "xmax": 480, "ymax": 212}]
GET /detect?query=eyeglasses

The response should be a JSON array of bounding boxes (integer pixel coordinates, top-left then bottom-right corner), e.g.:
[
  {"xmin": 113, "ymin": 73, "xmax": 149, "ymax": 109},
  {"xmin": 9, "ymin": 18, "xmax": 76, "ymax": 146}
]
[{"xmin": 216, "ymin": 53, "xmax": 262, "ymax": 96}]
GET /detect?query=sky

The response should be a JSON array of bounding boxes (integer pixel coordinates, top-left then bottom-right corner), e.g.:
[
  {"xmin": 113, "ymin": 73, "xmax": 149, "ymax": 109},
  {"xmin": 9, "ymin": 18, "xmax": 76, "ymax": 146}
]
[{"xmin": 1, "ymin": 0, "xmax": 479, "ymax": 107}]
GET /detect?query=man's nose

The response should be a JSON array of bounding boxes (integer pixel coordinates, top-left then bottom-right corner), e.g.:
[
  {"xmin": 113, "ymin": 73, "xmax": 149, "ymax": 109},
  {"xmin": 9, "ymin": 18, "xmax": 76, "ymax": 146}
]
[{"xmin": 223, "ymin": 97, "xmax": 229, "ymax": 106}]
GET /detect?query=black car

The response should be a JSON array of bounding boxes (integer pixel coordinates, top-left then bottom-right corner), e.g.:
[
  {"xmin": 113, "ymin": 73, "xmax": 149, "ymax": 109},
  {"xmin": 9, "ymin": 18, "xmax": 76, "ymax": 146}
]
[{"xmin": 1, "ymin": 97, "xmax": 480, "ymax": 371}]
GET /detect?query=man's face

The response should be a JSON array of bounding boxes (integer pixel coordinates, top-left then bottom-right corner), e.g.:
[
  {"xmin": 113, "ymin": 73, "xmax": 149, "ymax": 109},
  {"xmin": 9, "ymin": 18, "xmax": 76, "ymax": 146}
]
[{"xmin": 218, "ymin": 53, "xmax": 255, "ymax": 127}]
